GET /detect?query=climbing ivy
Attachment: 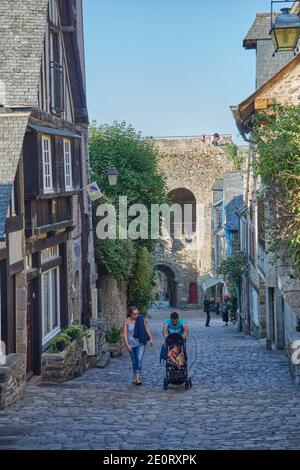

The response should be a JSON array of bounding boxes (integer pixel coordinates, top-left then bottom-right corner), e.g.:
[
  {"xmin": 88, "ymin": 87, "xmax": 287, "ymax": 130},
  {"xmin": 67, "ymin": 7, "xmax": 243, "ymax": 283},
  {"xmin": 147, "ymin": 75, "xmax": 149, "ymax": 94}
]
[
  {"xmin": 89, "ymin": 121, "xmax": 168, "ymax": 311},
  {"xmin": 216, "ymin": 251, "xmax": 249, "ymax": 288},
  {"xmin": 224, "ymin": 143, "xmax": 244, "ymax": 171},
  {"xmin": 252, "ymin": 103, "xmax": 300, "ymax": 273}
]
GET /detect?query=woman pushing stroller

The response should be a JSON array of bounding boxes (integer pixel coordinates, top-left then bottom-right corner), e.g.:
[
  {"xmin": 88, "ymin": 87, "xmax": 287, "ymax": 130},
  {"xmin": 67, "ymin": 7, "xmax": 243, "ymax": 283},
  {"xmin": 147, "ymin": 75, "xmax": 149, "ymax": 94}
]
[
  {"xmin": 163, "ymin": 312, "xmax": 189, "ymax": 339},
  {"xmin": 162, "ymin": 312, "xmax": 192, "ymax": 390}
]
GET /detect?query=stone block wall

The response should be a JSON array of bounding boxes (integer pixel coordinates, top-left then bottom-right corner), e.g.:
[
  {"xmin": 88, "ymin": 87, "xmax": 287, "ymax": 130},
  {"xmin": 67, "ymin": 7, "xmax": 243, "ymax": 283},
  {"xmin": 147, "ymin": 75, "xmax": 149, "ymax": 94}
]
[
  {"xmin": 256, "ymin": 40, "xmax": 294, "ymax": 90},
  {"xmin": 0, "ymin": 354, "xmax": 26, "ymax": 409},
  {"xmin": 41, "ymin": 341, "xmax": 86, "ymax": 384},
  {"xmin": 98, "ymin": 274, "xmax": 127, "ymax": 331}
]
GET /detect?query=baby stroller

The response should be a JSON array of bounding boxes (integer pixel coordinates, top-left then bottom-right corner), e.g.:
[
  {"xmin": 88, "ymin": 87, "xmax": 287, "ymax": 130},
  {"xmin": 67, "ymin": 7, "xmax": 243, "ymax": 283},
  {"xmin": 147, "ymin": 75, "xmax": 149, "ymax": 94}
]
[{"xmin": 163, "ymin": 333, "xmax": 192, "ymax": 391}]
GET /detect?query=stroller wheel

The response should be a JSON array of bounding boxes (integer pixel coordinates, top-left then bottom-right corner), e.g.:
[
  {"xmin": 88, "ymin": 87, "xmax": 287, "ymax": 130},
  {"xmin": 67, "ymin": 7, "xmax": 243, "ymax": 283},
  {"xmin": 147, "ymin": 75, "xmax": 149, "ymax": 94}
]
[
  {"xmin": 163, "ymin": 378, "xmax": 168, "ymax": 391},
  {"xmin": 185, "ymin": 381, "xmax": 189, "ymax": 390},
  {"xmin": 189, "ymin": 378, "xmax": 192, "ymax": 389}
]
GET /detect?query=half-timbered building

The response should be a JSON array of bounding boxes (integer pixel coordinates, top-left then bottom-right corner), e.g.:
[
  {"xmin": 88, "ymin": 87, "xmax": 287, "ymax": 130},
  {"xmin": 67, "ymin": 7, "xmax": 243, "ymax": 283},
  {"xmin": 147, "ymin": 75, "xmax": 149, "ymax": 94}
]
[{"xmin": 0, "ymin": 0, "xmax": 96, "ymax": 405}]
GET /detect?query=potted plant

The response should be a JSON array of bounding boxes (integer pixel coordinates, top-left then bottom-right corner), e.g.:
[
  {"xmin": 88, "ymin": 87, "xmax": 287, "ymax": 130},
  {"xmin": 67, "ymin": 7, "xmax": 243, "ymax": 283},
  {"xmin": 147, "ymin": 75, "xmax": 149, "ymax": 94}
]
[
  {"xmin": 64, "ymin": 324, "xmax": 87, "ymax": 346},
  {"xmin": 49, "ymin": 333, "xmax": 71, "ymax": 353},
  {"xmin": 105, "ymin": 327, "xmax": 122, "ymax": 357}
]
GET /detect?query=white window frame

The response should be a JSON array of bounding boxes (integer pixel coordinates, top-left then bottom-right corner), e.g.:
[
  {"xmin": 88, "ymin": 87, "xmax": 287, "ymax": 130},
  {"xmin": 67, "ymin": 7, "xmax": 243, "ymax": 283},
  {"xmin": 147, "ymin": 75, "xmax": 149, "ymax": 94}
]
[
  {"xmin": 41, "ymin": 245, "xmax": 59, "ymax": 264},
  {"xmin": 42, "ymin": 266, "xmax": 61, "ymax": 345},
  {"xmin": 42, "ymin": 135, "xmax": 53, "ymax": 193},
  {"xmin": 63, "ymin": 139, "xmax": 73, "ymax": 190}
]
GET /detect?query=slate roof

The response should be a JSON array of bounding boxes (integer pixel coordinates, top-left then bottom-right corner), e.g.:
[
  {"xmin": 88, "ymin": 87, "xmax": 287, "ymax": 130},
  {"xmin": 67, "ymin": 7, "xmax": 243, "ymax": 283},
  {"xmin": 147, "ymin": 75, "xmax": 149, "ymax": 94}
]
[
  {"xmin": 243, "ymin": 13, "xmax": 274, "ymax": 49},
  {"xmin": 0, "ymin": 0, "xmax": 49, "ymax": 243},
  {"xmin": 0, "ymin": 0, "xmax": 88, "ymax": 242}
]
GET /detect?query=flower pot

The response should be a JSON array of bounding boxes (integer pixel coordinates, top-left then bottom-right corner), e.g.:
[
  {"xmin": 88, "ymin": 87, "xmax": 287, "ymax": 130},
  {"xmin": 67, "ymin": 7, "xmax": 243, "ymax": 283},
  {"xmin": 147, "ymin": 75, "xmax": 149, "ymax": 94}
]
[{"xmin": 108, "ymin": 342, "xmax": 121, "ymax": 358}]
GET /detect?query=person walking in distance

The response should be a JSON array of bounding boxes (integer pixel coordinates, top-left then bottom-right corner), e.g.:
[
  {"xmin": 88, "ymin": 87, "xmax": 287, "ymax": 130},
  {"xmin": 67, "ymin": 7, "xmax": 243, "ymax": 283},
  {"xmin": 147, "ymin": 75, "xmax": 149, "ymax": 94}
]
[
  {"xmin": 204, "ymin": 296, "xmax": 211, "ymax": 327},
  {"xmin": 123, "ymin": 306, "xmax": 153, "ymax": 385}
]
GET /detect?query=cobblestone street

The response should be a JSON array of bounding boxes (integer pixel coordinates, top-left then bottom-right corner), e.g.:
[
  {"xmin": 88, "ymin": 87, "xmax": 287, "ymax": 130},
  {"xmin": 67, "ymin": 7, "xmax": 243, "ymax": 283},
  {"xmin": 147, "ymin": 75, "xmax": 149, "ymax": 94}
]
[{"xmin": 0, "ymin": 309, "xmax": 300, "ymax": 450}]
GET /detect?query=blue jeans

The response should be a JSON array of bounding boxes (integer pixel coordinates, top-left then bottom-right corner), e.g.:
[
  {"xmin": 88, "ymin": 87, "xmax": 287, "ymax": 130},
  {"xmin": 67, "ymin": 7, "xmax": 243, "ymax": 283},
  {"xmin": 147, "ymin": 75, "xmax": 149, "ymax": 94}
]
[{"xmin": 130, "ymin": 344, "xmax": 145, "ymax": 373}]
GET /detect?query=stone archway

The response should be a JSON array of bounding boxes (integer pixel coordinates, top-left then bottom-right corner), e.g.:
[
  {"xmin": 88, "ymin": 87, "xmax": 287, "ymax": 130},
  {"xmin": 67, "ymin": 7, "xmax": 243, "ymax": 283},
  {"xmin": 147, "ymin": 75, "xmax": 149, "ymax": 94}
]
[
  {"xmin": 168, "ymin": 187, "xmax": 197, "ymax": 239},
  {"xmin": 155, "ymin": 261, "xmax": 183, "ymax": 308}
]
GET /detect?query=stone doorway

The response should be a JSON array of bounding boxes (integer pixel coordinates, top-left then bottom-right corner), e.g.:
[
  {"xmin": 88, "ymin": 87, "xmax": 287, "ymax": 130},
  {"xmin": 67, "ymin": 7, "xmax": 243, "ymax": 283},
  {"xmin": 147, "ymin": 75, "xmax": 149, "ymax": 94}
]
[{"xmin": 155, "ymin": 263, "xmax": 181, "ymax": 308}]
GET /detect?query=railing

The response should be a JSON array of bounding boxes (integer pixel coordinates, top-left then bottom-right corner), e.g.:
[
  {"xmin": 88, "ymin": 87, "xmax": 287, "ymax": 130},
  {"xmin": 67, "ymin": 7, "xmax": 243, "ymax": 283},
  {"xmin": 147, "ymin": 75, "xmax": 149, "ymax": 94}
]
[
  {"xmin": 25, "ymin": 197, "xmax": 72, "ymax": 236},
  {"xmin": 153, "ymin": 134, "xmax": 233, "ymax": 144}
]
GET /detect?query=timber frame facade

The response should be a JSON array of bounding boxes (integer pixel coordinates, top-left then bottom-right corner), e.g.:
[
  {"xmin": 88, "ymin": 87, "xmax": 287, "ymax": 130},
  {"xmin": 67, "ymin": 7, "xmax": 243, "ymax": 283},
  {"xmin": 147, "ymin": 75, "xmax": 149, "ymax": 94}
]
[{"xmin": 0, "ymin": 0, "xmax": 97, "ymax": 383}]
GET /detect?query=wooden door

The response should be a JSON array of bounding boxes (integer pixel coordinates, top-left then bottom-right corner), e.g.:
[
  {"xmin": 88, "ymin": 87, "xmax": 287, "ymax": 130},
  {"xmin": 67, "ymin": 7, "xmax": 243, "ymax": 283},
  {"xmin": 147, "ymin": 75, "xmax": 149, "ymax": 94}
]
[{"xmin": 189, "ymin": 283, "xmax": 198, "ymax": 305}]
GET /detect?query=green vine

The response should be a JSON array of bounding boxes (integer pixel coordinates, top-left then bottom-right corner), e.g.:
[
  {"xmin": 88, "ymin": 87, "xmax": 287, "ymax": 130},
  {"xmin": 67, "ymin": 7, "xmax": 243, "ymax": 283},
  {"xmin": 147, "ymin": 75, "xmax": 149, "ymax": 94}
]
[
  {"xmin": 224, "ymin": 143, "xmax": 244, "ymax": 171},
  {"xmin": 252, "ymin": 103, "xmax": 300, "ymax": 273},
  {"xmin": 216, "ymin": 251, "xmax": 249, "ymax": 288}
]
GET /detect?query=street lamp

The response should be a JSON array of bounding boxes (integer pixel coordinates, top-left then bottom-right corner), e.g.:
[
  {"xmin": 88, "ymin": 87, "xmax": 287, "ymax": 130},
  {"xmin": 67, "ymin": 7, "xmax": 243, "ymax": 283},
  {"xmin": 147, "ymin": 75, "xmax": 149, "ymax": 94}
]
[
  {"xmin": 108, "ymin": 165, "xmax": 119, "ymax": 186},
  {"xmin": 270, "ymin": 1, "xmax": 300, "ymax": 53}
]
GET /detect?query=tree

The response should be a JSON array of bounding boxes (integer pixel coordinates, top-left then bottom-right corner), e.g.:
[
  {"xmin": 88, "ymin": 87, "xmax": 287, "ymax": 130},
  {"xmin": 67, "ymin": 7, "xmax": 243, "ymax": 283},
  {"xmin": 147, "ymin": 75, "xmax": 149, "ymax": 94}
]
[
  {"xmin": 216, "ymin": 251, "xmax": 249, "ymax": 319},
  {"xmin": 127, "ymin": 247, "xmax": 155, "ymax": 315},
  {"xmin": 89, "ymin": 121, "xmax": 168, "ymax": 312}
]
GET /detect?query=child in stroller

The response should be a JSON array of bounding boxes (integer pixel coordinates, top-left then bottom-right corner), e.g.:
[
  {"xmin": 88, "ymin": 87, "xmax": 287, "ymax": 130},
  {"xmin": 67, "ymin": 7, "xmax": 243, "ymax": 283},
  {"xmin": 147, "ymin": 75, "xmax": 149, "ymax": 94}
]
[{"xmin": 163, "ymin": 333, "xmax": 192, "ymax": 391}]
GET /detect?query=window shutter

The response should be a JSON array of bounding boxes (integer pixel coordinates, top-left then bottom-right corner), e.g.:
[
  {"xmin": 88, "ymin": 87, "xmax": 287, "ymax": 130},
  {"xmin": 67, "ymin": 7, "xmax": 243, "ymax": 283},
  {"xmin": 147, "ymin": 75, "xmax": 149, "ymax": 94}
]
[
  {"xmin": 72, "ymin": 139, "xmax": 81, "ymax": 190},
  {"xmin": 23, "ymin": 132, "xmax": 39, "ymax": 197},
  {"xmin": 54, "ymin": 136, "xmax": 64, "ymax": 192}
]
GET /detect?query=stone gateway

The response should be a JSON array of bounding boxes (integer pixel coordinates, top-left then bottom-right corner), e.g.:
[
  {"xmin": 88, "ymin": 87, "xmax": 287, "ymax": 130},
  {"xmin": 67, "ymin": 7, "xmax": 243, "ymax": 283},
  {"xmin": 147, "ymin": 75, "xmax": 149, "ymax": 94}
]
[{"xmin": 154, "ymin": 135, "xmax": 238, "ymax": 308}]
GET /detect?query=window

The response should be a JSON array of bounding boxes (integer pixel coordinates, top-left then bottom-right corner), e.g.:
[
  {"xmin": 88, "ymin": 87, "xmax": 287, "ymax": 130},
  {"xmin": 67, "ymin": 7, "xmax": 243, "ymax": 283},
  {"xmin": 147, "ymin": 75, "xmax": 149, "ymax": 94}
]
[
  {"xmin": 41, "ymin": 246, "xmax": 59, "ymax": 264},
  {"xmin": 42, "ymin": 135, "xmax": 53, "ymax": 193},
  {"xmin": 42, "ymin": 267, "xmax": 60, "ymax": 344},
  {"xmin": 63, "ymin": 139, "xmax": 72, "ymax": 190}
]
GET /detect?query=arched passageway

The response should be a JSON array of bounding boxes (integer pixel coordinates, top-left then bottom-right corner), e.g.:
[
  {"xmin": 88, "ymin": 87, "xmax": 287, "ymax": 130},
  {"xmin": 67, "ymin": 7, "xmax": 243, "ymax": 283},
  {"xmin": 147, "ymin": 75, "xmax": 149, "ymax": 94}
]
[{"xmin": 155, "ymin": 263, "xmax": 180, "ymax": 308}]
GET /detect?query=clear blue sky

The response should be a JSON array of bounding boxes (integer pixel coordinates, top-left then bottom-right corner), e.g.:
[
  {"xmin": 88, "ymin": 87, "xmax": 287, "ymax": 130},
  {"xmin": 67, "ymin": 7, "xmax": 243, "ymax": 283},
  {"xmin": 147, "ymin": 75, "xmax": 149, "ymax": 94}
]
[{"xmin": 83, "ymin": 0, "xmax": 273, "ymax": 143}]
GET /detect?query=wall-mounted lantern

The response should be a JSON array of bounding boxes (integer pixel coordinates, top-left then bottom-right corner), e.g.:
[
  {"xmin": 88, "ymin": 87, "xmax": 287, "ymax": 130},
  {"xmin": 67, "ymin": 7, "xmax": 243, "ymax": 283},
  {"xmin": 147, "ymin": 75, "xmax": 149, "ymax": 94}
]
[
  {"xmin": 270, "ymin": 1, "xmax": 300, "ymax": 53},
  {"xmin": 108, "ymin": 165, "xmax": 119, "ymax": 186}
]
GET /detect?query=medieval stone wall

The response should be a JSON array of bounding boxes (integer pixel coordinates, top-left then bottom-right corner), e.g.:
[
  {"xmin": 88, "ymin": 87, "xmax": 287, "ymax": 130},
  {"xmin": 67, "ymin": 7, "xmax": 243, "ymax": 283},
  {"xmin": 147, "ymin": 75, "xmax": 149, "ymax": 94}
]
[
  {"xmin": 155, "ymin": 137, "xmax": 237, "ymax": 307},
  {"xmin": 98, "ymin": 275, "xmax": 127, "ymax": 332}
]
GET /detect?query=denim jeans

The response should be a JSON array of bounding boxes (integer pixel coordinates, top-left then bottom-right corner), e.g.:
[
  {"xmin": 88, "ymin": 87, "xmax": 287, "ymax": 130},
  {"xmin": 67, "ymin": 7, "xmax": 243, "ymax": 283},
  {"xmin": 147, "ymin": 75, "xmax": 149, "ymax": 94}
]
[
  {"xmin": 205, "ymin": 312, "xmax": 211, "ymax": 326},
  {"xmin": 130, "ymin": 344, "xmax": 145, "ymax": 373}
]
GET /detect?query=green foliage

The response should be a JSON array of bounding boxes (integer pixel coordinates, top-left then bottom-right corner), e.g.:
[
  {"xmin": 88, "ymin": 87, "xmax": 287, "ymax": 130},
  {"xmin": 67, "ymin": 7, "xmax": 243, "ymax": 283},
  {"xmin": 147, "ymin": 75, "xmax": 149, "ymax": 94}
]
[
  {"xmin": 128, "ymin": 246, "xmax": 155, "ymax": 315},
  {"xmin": 89, "ymin": 121, "xmax": 168, "ymax": 307},
  {"xmin": 89, "ymin": 121, "xmax": 167, "ymax": 225},
  {"xmin": 63, "ymin": 324, "xmax": 89, "ymax": 347},
  {"xmin": 95, "ymin": 237, "xmax": 136, "ymax": 282},
  {"xmin": 49, "ymin": 333, "xmax": 71, "ymax": 354},
  {"xmin": 227, "ymin": 294, "xmax": 238, "ymax": 321},
  {"xmin": 252, "ymin": 104, "xmax": 300, "ymax": 272},
  {"xmin": 105, "ymin": 327, "xmax": 121, "ymax": 344},
  {"xmin": 216, "ymin": 251, "xmax": 249, "ymax": 288},
  {"xmin": 224, "ymin": 143, "xmax": 244, "ymax": 171}
]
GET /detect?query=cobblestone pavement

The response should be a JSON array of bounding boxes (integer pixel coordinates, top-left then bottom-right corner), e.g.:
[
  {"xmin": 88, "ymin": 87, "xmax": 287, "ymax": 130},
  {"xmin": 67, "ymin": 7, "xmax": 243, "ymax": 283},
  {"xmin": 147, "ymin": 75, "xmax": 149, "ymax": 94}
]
[{"xmin": 0, "ymin": 309, "xmax": 300, "ymax": 450}]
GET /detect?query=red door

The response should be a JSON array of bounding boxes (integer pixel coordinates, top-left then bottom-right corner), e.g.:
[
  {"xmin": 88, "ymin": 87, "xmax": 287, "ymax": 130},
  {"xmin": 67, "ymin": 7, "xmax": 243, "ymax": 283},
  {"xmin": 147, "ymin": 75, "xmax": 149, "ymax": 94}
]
[{"xmin": 189, "ymin": 283, "xmax": 198, "ymax": 305}]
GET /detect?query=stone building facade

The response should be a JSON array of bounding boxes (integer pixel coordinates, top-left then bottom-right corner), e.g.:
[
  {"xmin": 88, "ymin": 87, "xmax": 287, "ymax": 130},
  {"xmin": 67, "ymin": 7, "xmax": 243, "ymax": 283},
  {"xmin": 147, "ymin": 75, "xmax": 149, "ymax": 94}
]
[
  {"xmin": 154, "ymin": 135, "xmax": 237, "ymax": 308},
  {"xmin": 0, "ymin": 0, "xmax": 98, "ymax": 407},
  {"xmin": 232, "ymin": 11, "xmax": 300, "ymax": 382}
]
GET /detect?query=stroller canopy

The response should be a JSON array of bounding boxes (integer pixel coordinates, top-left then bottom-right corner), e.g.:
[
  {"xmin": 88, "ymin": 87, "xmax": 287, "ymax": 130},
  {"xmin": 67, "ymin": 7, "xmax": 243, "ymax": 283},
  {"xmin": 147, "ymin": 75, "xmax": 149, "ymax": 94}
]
[{"xmin": 166, "ymin": 333, "xmax": 185, "ymax": 347}]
